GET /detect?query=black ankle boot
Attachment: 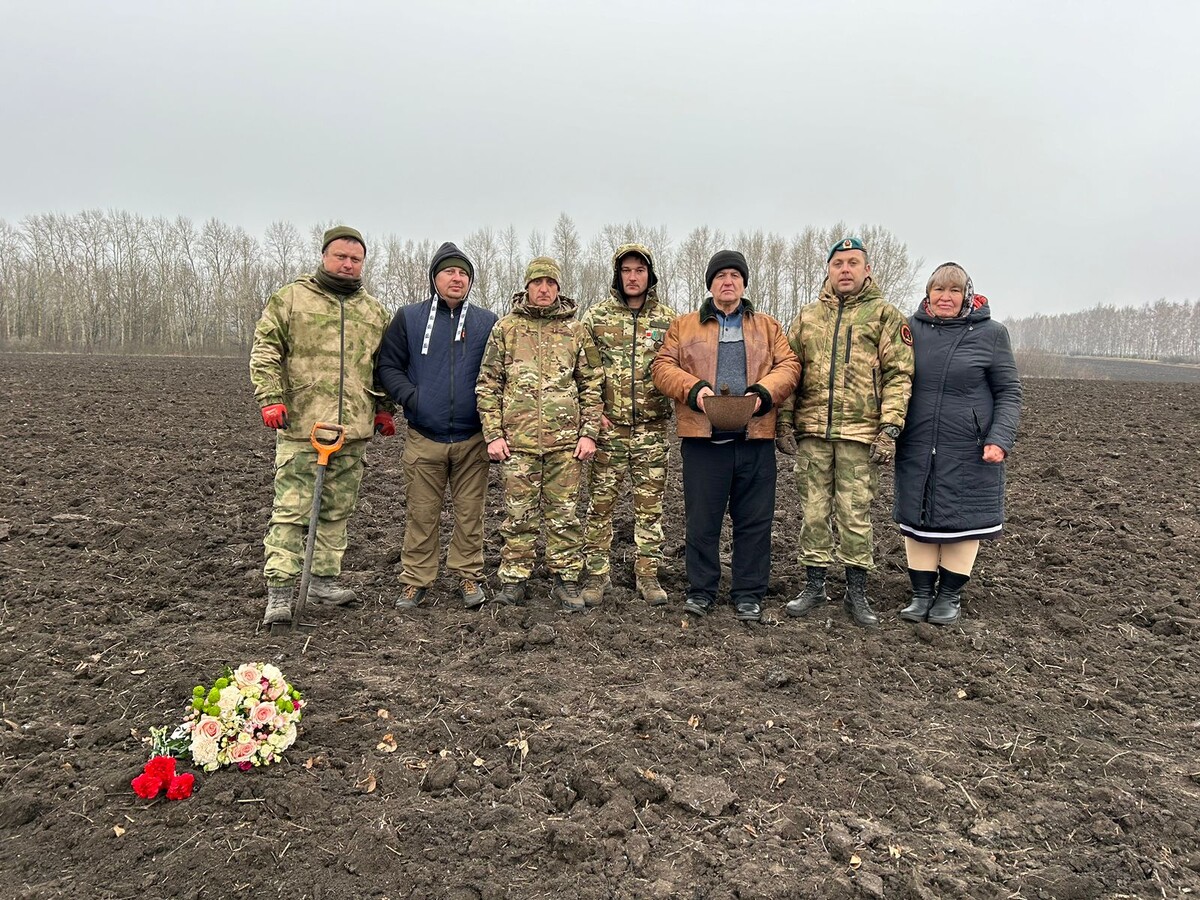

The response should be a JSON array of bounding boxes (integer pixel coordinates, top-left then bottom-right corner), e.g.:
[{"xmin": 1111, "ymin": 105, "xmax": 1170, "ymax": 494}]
[
  {"xmin": 786, "ymin": 566, "xmax": 828, "ymax": 617},
  {"xmin": 899, "ymin": 569, "xmax": 938, "ymax": 623},
  {"xmin": 842, "ymin": 566, "xmax": 879, "ymax": 628},
  {"xmin": 928, "ymin": 567, "xmax": 969, "ymax": 626}
]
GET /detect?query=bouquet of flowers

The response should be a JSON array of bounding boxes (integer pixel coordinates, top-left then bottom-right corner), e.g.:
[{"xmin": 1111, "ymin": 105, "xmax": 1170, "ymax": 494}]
[{"xmin": 175, "ymin": 662, "xmax": 305, "ymax": 772}]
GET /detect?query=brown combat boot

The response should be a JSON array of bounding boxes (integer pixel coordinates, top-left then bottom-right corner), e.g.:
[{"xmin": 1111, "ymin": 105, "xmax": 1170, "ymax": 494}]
[
  {"xmin": 309, "ymin": 575, "xmax": 357, "ymax": 607},
  {"xmin": 580, "ymin": 574, "xmax": 610, "ymax": 608},
  {"xmin": 552, "ymin": 578, "xmax": 586, "ymax": 613},
  {"xmin": 636, "ymin": 576, "xmax": 668, "ymax": 606},
  {"xmin": 262, "ymin": 584, "xmax": 294, "ymax": 626},
  {"xmin": 494, "ymin": 581, "xmax": 528, "ymax": 606}
]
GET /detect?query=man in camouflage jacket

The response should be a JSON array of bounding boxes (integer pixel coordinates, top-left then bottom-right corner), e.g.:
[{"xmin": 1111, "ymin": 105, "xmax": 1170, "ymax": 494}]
[
  {"xmin": 777, "ymin": 236, "xmax": 914, "ymax": 627},
  {"xmin": 249, "ymin": 225, "xmax": 395, "ymax": 627},
  {"xmin": 476, "ymin": 257, "xmax": 604, "ymax": 611},
  {"xmin": 579, "ymin": 243, "xmax": 678, "ymax": 607}
]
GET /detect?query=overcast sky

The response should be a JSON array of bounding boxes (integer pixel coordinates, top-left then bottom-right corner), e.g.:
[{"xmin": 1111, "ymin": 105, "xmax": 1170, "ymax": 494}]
[{"xmin": 3, "ymin": 0, "xmax": 1196, "ymax": 319}]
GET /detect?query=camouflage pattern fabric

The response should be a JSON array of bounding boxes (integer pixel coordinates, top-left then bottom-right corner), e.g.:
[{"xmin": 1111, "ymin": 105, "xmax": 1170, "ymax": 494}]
[
  {"xmin": 476, "ymin": 292, "xmax": 604, "ymax": 453},
  {"xmin": 250, "ymin": 273, "xmax": 394, "ymax": 443},
  {"xmin": 498, "ymin": 449, "xmax": 584, "ymax": 582},
  {"xmin": 524, "ymin": 257, "xmax": 562, "ymax": 285},
  {"xmin": 793, "ymin": 437, "xmax": 878, "ymax": 569},
  {"xmin": 583, "ymin": 427, "xmax": 670, "ymax": 578},
  {"xmin": 581, "ymin": 247, "xmax": 677, "ymax": 428},
  {"xmin": 263, "ymin": 438, "xmax": 368, "ymax": 584},
  {"xmin": 777, "ymin": 277, "xmax": 914, "ymax": 445},
  {"xmin": 580, "ymin": 243, "xmax": 676, "ymax": 578}
]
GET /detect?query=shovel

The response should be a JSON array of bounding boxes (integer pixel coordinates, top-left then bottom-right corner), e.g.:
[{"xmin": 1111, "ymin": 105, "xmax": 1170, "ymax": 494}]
[{"xmin": 285, "ymin": 422, "xmax": 346, "ymax": 633}]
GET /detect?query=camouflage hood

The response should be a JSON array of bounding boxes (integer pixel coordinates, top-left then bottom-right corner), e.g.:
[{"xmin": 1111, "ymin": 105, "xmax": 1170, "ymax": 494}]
[
  {"xmin": 510, "ymin": 291, "xmax": 579, "ymax": 320},
  {"xmin": 610, "ymin": 242, "xmax": 659, "ymax": 302}
]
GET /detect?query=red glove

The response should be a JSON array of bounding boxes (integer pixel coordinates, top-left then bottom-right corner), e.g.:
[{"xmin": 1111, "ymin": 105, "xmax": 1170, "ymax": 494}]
[
  {"xmin": 374, "ymin": 411, "xmax": 396, "ymax": 436},
  {"xmin": 261, "ymin": 404, "xmax": 289, "ymax": 430}
]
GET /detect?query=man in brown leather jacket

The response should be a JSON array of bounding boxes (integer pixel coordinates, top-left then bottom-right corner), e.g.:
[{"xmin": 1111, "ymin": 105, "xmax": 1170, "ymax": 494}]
[{"xmin": 651, "ymin": 250, "xmax": 800, "ymax": 623}]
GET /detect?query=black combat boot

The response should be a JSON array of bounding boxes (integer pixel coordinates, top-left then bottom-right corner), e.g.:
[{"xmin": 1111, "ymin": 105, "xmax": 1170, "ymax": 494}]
[
  {"xmin": 842, "ymin": 566, "xmax": 880, "ymax": 628},
  {"xmin": 899, "ymin": 569, "xmax": 938, "ymax": 623},
  {"xmin": 927, "ymin": 568, "xmax": 969, "ymax": 626},
  {"xmin": 785, "ymin": 566, "xmax": 828, "ymax": 617}
]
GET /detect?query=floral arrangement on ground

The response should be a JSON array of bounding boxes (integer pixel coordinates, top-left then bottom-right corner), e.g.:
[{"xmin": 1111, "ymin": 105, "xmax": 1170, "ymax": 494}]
[{"xmin": 133, "ymin": 661, "xmax": 306, "ymax": 798}]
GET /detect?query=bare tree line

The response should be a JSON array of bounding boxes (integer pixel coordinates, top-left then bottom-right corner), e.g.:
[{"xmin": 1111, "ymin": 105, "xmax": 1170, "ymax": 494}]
[
  {"xmin": 1006, "ymin": 299, "xmax": 1200, "ymax": 363},
  {"xmin": 0, "ymin": 210, "xmax": 923, "ymax": 354}
]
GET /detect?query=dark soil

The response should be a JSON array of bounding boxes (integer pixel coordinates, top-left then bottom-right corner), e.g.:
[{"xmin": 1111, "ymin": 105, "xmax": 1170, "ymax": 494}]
[{"xmin": 1, "ymin": 352, "xmax": 1198, "ymax": 900}]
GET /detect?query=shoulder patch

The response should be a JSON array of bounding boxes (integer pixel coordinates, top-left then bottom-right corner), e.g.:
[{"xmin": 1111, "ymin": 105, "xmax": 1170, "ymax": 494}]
[{"xmin": 900, "ymin": 323, "xmax": 913, "ymax": 347}]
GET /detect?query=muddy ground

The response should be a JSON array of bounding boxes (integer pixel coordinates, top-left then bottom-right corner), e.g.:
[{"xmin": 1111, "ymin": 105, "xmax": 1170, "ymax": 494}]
[{"xmin": 1, "ymin": 351, "xmax": 1198, "ymax": 900}]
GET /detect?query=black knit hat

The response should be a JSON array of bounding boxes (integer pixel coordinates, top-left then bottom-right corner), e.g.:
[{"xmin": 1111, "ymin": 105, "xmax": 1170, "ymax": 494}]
[
  {"xmin": 434, "ymin": 255, "xmax": 473, "ymax": 279},
  {"xmin": 705, "ymin": 250, "xmax": 748, "ymax": 289}
]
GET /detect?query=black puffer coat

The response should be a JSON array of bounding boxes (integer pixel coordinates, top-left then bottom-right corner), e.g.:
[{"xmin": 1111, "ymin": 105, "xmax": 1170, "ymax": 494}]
[{"xmin": 893, "ymin": 299, "xmax": 1022, "ymax": 535}]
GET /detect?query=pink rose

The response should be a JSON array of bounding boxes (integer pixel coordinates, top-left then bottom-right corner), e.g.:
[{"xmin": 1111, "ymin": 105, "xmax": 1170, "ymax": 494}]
[
  {"xmin": 194, "ymin": 716, "xmax": 222, "ymax": 740},
  {"xmin": 234, "ymin": 664, "xmax": 262, "ymax": 689},
  {"xmin": 228, "ymin": 740, "xmax": 258, "ymax": 763},
  {"xmin": 264, "ymin": 682, "xmax": 284, "ymax": 701},
  {"xmin": 250, "ymin": 703, "xmax": 276, "ymax": 726}
]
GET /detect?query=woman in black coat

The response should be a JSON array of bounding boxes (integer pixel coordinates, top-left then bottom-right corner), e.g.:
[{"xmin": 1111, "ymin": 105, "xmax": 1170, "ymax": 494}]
[{"xmin": 893, "ymin": 263, "xmax": 1022, "ymax": 625}]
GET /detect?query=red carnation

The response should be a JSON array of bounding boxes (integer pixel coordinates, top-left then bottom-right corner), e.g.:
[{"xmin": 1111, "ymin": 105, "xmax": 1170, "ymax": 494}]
[
  {"xmin": 131, "ymin": 772, "xmax": 163, "ymax": 799},
  {"xmin": 144, "ymin": 755, "xmax": 176, "ymax": 783},
  {"xmin": 166, "ymin": 772, "xmax": 195, "ymax": 800}
]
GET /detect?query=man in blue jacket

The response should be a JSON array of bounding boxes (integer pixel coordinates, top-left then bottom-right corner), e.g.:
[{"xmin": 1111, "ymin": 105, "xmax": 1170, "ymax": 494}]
[{"xmin": 377, "ymin": 243, "xmax": 498, "ymax": 609}]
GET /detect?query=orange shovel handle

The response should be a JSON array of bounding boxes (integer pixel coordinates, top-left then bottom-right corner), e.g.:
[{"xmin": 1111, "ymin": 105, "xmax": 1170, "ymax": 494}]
[{"xmin": 310, "ymin": 422, "xmax": 346, "ymax": 465}]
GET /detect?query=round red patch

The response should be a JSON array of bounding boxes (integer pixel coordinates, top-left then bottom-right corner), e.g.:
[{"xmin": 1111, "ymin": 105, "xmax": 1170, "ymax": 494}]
[{"xmin": 900, "ymin": 323, "xmax": 913, "ymax": 346}]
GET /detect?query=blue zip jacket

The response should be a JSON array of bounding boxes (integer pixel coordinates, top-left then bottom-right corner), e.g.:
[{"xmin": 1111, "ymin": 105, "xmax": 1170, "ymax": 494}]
[{"xmin": 376, "ymin": 242, "xmax": 498, "ymax": 443}]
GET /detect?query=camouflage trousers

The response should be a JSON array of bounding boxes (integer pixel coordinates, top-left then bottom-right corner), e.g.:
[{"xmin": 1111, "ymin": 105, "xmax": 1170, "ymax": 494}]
[
  {"xmin": 498, "ymin": 449, "xmax": 583, "ymax": 583},
  {"xmin": 263, "ymin": 437, "xmax": 368, "ymax": 586},
  {"xmin": 583, "ymin": 427, "xmax": 669, "ymax": 578},
  {"xmin": 794, "ymin": 437, "xmax": 878, "ymax": 570}
]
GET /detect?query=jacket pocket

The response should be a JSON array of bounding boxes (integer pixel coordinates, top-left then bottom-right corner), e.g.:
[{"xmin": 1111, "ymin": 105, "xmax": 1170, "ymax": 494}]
[
  {"xmin": 285, "ymin": 380, "xmax": 316, "ymax": 398},
  {"xmin": 972, "ymin": 409, "xmax": 984, "ymax": 446}
]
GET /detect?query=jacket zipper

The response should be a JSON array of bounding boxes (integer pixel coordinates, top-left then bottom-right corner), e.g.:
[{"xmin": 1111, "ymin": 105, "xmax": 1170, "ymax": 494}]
[
  {"xmin": 448, "ymin": 303, "xmax": 456, "ymax": 435},
  {"xmin": 825, "ymin": 300, "xmax": 846, "ymax": 439},
  {"xmin": 338, "ymin": 296, "xmax": 346, "ymax": 425},
  {"xmin": 536, "ymin": 318, "xmax": 544, "ymax": 453},
  {"xmin": 630, "ymin": 306, "xmax": 641, "ymax": 427}
]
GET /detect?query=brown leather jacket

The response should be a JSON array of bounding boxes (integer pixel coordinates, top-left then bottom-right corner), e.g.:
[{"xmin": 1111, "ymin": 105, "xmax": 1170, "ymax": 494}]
[{"xmin": 651, "ymin": 297, "xmax": 800, "ymax": 439}]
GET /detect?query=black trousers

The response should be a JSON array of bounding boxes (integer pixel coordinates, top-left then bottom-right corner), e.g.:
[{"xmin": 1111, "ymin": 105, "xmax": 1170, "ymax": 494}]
[{"xmin": 680, "ymin": 438, "xmax": 776, "ymax": 605}]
